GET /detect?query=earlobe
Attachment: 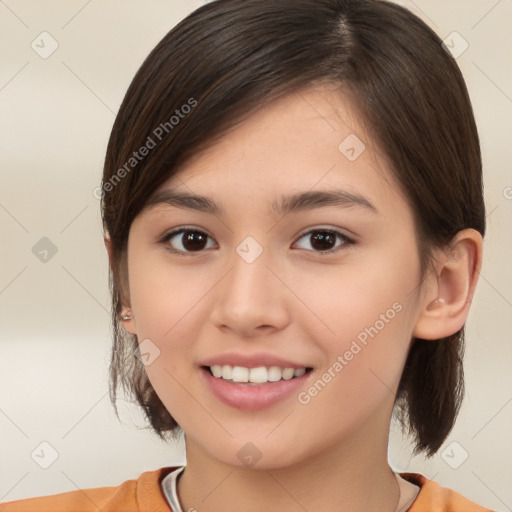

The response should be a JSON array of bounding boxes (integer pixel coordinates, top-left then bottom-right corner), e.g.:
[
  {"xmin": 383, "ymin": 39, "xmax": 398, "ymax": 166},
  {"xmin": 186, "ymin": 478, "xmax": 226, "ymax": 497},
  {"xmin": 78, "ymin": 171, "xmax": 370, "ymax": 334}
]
[
  {"xmin": 413, "ymin": 229, "xmax": 483, "ymax": 340},
  {"xmin": 119, "ymin": 307, "xmax": 137, "ymax": 334}
]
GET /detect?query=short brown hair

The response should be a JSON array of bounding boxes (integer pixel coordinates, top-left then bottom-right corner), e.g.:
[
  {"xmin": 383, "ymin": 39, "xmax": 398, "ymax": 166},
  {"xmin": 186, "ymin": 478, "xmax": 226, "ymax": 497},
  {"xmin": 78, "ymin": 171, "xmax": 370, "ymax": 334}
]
[{"xmin": 102, "ymin": 0, "xmax": 485, "ymax": 457}]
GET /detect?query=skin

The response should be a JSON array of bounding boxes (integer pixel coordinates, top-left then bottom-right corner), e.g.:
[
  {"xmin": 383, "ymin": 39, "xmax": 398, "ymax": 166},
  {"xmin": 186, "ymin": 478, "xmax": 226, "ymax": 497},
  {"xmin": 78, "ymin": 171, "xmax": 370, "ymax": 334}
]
[{"xmin": 106, "ymin": 85, "xmax": 482, "ymax": 512}]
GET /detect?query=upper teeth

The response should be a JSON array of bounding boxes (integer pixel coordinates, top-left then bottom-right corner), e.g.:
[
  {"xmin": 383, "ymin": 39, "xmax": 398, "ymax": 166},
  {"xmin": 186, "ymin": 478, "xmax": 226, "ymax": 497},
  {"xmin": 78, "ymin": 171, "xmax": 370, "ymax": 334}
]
[{"xmin": 209, "ymin": 365, "xmax": 306, "ymax": 383}]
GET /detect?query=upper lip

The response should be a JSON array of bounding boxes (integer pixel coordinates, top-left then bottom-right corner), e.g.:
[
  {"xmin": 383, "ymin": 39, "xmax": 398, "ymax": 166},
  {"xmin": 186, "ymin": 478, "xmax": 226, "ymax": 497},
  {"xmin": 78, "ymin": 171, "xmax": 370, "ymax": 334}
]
[{"xmin": 199, "ymin": 352, "xmax": 311, "ymax": 369}]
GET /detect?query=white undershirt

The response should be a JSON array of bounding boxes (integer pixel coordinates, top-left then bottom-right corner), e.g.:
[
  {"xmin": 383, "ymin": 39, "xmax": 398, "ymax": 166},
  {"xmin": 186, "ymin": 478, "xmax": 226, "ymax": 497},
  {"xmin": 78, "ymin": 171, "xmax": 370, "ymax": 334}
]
[
  {"xmin": 161, "ymin": 466, "xmax": 420, "ymax": 512},
  {"xmin": 161, "ymin": 466, "xmax": 184, "ymax": 512}
]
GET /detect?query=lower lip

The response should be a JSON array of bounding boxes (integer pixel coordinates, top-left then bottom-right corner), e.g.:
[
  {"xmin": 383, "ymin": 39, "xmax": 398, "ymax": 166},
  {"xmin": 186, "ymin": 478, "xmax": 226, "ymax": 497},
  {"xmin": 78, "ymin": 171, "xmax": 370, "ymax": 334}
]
[{"xmin": 200, "ymin": 367, "xmax": 311, "ymax": 411}]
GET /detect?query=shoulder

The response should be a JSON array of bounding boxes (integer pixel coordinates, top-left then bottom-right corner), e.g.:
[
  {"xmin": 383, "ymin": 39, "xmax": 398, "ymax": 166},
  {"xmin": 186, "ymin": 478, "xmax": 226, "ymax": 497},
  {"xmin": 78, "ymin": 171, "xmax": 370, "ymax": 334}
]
[
  {"xmin": 0, "ymin": 467, "xmax": 176, "ymax": 512},
  {"xmin": 403, "ymin": 473, "xmax": 496, "ymax": 512}
]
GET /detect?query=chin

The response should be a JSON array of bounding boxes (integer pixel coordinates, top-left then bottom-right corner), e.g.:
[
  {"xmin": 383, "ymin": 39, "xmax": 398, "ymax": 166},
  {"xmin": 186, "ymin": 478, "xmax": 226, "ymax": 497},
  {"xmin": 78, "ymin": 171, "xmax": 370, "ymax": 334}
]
[{"xmin": 206, "ymin": 438, "xmax": 309, "ymax": 471}]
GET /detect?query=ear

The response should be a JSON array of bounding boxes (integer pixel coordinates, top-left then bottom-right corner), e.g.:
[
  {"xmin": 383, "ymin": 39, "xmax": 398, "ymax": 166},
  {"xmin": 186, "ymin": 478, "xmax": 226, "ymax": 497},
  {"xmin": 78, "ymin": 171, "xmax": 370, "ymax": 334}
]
[
  {"xmin": 104, "ymin": 232, "xmax": 137, "ymax": 334},
  {"xmin": 413, "ymin": 229, "xmax": 483, "ymax": 340}
]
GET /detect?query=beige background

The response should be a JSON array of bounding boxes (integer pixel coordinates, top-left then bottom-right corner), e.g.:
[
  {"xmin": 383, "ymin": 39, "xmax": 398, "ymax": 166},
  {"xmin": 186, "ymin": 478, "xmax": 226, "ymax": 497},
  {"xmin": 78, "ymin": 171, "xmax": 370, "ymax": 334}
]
[{"xmin": 0, "ymin": 0, "xmax": 511, "ymax": 509}]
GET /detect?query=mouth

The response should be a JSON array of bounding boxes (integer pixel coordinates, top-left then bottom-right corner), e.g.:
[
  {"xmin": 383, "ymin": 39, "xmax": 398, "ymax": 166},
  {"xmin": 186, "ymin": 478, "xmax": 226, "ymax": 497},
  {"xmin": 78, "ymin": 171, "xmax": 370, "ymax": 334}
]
[
  {"xmin": 202, "ymin": 365, "xmax": 313, "ymax": 385},
  {"xmin": 200, "ymin": 364, "xmax": 314, "ymax": 410},
  {"xmin": 198, "ymin": 351, "xmax": 316, "ymax": 410}
]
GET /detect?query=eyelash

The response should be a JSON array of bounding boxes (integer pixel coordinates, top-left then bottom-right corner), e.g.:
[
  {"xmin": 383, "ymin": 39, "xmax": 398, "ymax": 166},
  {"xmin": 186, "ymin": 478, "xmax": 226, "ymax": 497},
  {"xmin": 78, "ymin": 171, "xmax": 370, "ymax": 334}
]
[{"xmin": 158, "ymin": 226, "xmax": 355, "ymax": 257}]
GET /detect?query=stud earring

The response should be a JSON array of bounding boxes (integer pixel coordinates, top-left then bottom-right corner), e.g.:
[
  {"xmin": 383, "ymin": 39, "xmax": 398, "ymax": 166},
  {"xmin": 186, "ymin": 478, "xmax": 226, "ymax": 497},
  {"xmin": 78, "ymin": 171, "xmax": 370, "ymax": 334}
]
[{"xmin": 119, "ymin": 309, "xmax": 133, "ymax": 321}]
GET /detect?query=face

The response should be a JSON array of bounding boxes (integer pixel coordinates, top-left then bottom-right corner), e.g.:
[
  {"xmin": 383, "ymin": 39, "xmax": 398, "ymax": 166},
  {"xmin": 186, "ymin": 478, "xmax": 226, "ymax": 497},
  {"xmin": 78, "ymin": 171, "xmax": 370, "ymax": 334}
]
[{"xmin": 123, "ymin": 85, "xmax": 427, "ymax": 469}]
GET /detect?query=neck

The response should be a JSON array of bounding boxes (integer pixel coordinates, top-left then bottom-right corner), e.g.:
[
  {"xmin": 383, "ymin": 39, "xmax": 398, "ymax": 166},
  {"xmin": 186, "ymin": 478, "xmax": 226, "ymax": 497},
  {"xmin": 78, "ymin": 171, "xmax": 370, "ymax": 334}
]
[{"xmin": 177, "ymin": 424, "xmax": 399, "ymax": 512}]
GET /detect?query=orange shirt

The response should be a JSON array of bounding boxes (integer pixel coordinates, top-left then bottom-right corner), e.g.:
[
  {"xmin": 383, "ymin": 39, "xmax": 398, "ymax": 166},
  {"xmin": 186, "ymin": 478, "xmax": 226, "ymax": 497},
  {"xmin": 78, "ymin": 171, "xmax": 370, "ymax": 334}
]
[{"xmin": 0, "ymin": 467, "xmax": 495, "ymax": 512}]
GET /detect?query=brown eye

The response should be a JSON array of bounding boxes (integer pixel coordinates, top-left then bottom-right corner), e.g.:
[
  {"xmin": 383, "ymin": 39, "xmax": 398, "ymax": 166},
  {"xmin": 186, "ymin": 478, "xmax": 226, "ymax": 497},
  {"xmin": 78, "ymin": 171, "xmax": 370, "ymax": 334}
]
[
  {"xmin": 163, "ymin": 229, "xmax": 216, "ymax": 254},
  {"xmin": 294, "ymin": 229, "xmax": 352, "ymax": 254},
  {"xmin": 310, "ymin": 231, "xmax": 337, "ymax": 251}
]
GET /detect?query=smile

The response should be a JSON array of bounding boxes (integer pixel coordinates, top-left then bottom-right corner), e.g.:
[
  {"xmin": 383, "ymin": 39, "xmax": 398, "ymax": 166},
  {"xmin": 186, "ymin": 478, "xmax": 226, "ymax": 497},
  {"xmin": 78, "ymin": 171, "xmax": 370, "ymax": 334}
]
[
  {"xmin": 200, "ymin": 365, "xmax": 314, "ymax": 410},
  {"xmin": 206, "ymin": 364, "xmax": 309, "ymax": 384}
]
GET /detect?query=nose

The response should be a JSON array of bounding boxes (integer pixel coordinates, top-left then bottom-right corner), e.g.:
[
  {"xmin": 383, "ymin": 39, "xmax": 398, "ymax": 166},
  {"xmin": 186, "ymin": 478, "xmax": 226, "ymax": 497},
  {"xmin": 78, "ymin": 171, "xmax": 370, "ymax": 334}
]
[{"xmin": 209, "ymin": 245, "xmax": 291, "ymax": 338}]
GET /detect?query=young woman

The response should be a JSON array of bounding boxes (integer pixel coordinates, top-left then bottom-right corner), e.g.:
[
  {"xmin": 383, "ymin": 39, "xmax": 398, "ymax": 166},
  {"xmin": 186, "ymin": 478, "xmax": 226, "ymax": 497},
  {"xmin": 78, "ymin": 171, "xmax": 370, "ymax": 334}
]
[{"xmin": 1, "ymin": 0, "xmax": 494, "ymax": 510}]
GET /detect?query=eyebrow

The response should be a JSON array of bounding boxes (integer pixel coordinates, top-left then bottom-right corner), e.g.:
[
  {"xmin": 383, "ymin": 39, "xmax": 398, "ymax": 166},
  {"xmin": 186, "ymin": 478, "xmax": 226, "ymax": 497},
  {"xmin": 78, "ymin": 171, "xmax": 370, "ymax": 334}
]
[{"xmin": 146, "ymin": 188, "xmax": 378, "ymax": 216}]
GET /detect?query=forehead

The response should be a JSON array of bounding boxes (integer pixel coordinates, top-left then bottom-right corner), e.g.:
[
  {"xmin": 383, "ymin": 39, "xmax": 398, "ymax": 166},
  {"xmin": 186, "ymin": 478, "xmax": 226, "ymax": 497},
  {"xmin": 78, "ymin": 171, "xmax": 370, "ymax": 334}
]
[{"xmin": 152, "ymin": 85, "xmax": 409, "ymax": 220}]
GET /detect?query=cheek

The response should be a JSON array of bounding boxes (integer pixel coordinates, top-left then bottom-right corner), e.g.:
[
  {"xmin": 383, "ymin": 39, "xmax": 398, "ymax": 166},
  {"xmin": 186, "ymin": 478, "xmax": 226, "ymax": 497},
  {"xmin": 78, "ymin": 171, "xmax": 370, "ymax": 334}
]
[
  {"xmin": 127, "ymin": 248, "xmax": 205, "ymax": 339},
  {"xmin": 293, "ymin": 245, "xmax": 418, "ymax": 344},
  {"xmin": 126, "ymin": 249, "xmax": 214, "ymax": 420},
  {"xmin": 294, "ymin": 307, "xmax": 413, "ymax": 450},
  {"xmin": 292, "ymin": 248, "xmax": 419, "ymax": 405}
]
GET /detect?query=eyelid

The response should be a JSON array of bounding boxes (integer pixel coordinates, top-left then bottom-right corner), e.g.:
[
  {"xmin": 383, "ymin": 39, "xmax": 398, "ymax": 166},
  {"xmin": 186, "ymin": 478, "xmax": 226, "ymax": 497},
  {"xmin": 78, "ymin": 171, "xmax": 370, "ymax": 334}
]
[
  {"xmin": 160, "ymin": 224, "xmax": 356, "ymax": 241},
  {"xmin": 159, "ymin": 225, "xmax": 215, "ymax": 241},
  {"xmin": 295, "ymin": 224, "xmax": 357, "ymax": 242}
]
